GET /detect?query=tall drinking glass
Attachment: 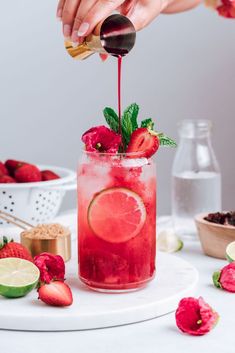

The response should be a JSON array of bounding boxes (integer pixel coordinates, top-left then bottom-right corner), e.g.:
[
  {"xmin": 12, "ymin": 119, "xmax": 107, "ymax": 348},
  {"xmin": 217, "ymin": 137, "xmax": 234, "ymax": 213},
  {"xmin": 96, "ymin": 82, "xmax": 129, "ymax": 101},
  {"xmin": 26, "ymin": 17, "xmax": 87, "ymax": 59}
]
[{"xmin": 77, "ymin": 152, "xmax": 156, "ymax": 292}]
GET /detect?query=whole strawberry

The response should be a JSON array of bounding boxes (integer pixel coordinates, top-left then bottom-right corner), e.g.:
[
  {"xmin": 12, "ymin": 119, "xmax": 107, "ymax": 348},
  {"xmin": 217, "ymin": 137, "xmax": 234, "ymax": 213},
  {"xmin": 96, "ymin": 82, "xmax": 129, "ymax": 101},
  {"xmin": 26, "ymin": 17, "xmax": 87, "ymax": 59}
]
[
  {"xmin": 5, "ymin": 159, "xmax": 26, "ymax": 176},
  {"xmin": 15, "ymin": 164, "xmax": 42, "ymax": 183},
  {"xmin": 38, "ymin": 281, "xmax": 73, "ymax": 307},
  {"xmin": 0, "ymin": 175, "xmax": 16, "ymax": 183},
  {"xmin": 41, "ymin": 170, "xmax": 60, "ymax": 181},
  {"xmin": 0, "ymin": 162, "xmax": 9, "ymax": 176},
  {"xmin": 0, "ymin": 236, "xmax": 33, "ymax": 262}
]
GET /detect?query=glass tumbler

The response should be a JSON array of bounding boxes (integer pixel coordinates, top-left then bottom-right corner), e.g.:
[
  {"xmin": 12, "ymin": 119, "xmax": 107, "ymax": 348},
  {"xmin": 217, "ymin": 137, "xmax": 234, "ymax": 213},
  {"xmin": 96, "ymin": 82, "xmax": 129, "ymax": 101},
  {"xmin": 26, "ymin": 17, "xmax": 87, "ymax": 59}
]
[{"xmin": 77, "ymin": 151, "xmax": 156, "ymax": 292}]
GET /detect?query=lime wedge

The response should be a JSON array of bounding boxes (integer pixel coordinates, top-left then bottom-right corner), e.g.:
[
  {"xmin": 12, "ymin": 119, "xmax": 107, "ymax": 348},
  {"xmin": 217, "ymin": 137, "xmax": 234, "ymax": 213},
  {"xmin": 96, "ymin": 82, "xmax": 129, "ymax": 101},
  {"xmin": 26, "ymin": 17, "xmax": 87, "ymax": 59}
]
[
  {"xmin": 226, "ymin": 241, "xmax": 235, "ymax": 263},
  {"xmin": 0, "ymin": 258, "xmax": 40, "ymax": 298},
  {"xmin": 158, "ymin": 229, "xmax": 183, "ymax": 253}
]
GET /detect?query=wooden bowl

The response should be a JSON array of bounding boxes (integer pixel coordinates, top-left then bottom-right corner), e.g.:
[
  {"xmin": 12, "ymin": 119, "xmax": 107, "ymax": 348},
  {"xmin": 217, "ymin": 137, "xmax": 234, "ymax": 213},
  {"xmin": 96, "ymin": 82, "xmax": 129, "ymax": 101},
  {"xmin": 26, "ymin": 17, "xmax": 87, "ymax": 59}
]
[{"xmin": 195, "ymin": 213, "xmax": 235, "ymax": 259}]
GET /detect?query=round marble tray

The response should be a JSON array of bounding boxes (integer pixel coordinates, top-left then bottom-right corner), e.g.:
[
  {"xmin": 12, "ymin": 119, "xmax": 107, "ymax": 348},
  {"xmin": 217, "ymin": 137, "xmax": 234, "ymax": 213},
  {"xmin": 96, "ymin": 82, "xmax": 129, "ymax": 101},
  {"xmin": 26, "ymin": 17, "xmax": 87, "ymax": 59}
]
[{"xmin": 0, "ymin": 249, "xmax": 198, "ymax": 331}]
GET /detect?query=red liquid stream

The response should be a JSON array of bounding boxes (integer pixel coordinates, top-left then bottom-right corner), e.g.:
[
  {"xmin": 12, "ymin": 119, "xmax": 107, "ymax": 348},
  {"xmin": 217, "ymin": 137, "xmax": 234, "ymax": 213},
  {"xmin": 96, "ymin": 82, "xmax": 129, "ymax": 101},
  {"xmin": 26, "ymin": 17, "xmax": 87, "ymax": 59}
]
[{"xmin": 117, "ymin": 55, "xmax": 122, "ymax": 135}]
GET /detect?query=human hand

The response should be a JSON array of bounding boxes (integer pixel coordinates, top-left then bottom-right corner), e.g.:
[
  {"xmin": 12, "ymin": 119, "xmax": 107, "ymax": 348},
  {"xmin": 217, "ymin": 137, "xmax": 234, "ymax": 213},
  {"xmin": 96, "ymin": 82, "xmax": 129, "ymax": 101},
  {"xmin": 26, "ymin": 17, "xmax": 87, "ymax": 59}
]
[{"xmin": 57, "ymin": 0, "xmax": 170, "ymax": 44}]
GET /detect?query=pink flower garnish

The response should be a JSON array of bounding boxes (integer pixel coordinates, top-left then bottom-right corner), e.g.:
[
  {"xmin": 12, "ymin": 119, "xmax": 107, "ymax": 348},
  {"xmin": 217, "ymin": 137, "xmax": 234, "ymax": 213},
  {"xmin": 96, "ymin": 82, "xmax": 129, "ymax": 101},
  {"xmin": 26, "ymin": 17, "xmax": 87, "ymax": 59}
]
[
  {"xmin": 205, "ymin": 0, "xmax": 235, "ymax": 18},
  {"xmin": 175, "ymin": 297, "xmax": 219, "ymax": 336},
  {"xmin": 213, "ymin": 262, "xmax": 235, "ymax": 292},
  {"xmin": 82, "ymin": 126, "xmax": 121, "ymax": 153},
  {"xmin": 34, "ymin": 252, "xmax": 65, "ymax": 284}
]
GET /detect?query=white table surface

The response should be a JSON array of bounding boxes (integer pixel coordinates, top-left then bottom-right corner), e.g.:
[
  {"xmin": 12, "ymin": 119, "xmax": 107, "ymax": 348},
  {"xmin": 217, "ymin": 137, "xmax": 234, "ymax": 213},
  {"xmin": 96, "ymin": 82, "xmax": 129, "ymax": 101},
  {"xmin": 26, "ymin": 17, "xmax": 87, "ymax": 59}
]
[{"xmin": 0, "ymin": 213, "xmax": 234, "ymax": 353}]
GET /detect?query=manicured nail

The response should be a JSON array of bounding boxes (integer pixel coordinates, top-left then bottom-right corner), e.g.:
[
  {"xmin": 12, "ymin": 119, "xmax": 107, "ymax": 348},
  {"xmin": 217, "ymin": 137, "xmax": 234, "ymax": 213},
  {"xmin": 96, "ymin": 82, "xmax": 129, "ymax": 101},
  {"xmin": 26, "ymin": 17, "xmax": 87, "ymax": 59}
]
[
  {"xmin": 71, "ymin": 31, "xmax": 79, "ymax": 43},
  {"xmin": 57, "ymin": 8, "xmax": 62, "ymax": 19},
  {"xmin": 63, "ymin": 24, "xmax": 71, "ymax": 38},
  {"xmin": 77, "ymin": 22, "xmax": 89, "ymax": 36},
  {"xmin": 72, "ymin": 42, "xmax": 79, "ymax": 48}
]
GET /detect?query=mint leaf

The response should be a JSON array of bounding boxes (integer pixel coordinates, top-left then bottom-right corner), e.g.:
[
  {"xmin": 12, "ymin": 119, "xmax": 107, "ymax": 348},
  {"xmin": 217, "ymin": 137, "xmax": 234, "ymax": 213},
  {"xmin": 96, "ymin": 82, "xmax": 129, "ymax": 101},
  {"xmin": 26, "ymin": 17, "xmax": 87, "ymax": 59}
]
[
  {"xmin": 141, "ymin": 118, "xmax": 154, "ymax": 130},
  {"xmin": 121, "ymin": 103, "xmax": 139, "ymax": 145},
  {"xmin": 103, "ymin": 107, "xmax": 119, "ymax": 133},
  {"xmin": 158, "ymin": 133, "xmax": 177, "ymax": 147}
]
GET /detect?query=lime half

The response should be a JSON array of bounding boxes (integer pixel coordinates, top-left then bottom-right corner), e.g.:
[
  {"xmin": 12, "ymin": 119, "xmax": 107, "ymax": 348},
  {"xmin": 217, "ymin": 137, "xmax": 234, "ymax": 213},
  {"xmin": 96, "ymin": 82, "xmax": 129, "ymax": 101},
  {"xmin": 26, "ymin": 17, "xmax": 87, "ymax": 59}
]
[
  {"xmin": 0, "ymin": 258, "xmax": 40, "ymax": 298},
  {"xmin": 158, "ymin": 229, "xmax": 183, "ymax": 253},
  {"xmin": 226, "ymin": 241, "xmax": 235, "ymax": 263}
]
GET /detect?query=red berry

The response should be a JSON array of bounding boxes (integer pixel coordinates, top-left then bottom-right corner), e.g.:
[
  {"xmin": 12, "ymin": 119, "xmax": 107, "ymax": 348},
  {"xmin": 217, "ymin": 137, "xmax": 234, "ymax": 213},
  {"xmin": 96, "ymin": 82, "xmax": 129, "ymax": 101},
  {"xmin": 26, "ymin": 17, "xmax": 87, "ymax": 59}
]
[
  {"xmin": 0, "ymin": 175, "xmax": 16, "ymax": 183},
  {"xmin": 0, "ymin": 162, "xmax": 9, "ymax": 176},
  {"xmin": 0, "ymin": 237, "xmax": 33, "ymax": 262},
  {"xmin": 5, "ymin": 159, "xmax": 26, "ymax": 175},
  {"xmin": 38, "ymin": 281, "xmax": 73, "ymax": 307},
  {"xmin": 15, "ymin": 164, "xmax": 42, "ymax": 183},
  {"xmin": 126, "ymin": 128, "xmax": 160, "ymax": 158},
  {"xmin": 41, "ymin": 170, "xmax": 60, "ymax": 181}
]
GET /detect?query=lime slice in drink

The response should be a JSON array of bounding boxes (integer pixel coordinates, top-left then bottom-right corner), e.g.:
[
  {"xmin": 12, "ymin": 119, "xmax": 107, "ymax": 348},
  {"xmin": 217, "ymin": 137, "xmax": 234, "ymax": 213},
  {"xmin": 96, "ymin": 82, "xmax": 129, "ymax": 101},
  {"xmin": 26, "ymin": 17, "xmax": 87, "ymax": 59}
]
[
  {"xmin": 158, "ymin": 229, "xmax": 183, "ymax": 253},
  {"xmin": 226, "ymin": 241, "xmax": 235, "ymax": 263},
  {"xmin": 88, "ymin": 187, "xmax": 146, "ymax": 243},
  {"xmin": 0, "ymin": 258, "xmax": 40, "ymax": 298}
]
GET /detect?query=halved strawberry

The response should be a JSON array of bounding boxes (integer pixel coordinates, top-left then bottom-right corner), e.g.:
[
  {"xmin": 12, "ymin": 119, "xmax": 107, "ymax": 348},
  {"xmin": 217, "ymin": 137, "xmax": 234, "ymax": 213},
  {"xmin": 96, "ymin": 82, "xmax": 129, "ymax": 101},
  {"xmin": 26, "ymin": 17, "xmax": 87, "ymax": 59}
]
[
  {"xmin": 5, "ymin": 159, "xmax": 26, "ymax": 175},
  {"xmin": 126, "ymin": 128, "xmax": 159, "ymax": 158},
  {"xmin": 38, "ymin": 281, "xmax": 73, "ymax": 307},
  {"xmin": 41, "ymin": 170, "xmax": 60, "ymax": 181}
]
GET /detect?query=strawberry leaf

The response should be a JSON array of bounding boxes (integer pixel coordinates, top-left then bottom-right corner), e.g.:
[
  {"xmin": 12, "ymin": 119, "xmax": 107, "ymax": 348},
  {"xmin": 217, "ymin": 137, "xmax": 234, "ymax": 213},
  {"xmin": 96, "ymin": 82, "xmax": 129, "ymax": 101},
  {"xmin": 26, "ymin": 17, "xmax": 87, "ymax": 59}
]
[
  {"xmin": 141, "ymin": 118, "xmax": 154, "ymax": 130},
  {"xmin": 103, "ymin": 107, "xmax": 119, "ymax": 133},
  {"xmin": 157, "ymin": 133, "xmax": 177, "ymax": 147},
  {"xmin": 122, "ymin": 103, "xmax": 139, "ymax": 145}
]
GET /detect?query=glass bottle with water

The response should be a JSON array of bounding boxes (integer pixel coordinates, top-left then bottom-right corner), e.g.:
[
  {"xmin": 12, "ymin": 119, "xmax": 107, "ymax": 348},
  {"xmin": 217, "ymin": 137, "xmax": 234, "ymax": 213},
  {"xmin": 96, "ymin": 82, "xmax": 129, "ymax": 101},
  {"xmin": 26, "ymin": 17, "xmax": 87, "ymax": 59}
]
[{"xmin": 172, "ymin": 120, "xmax": 221, "ymax": 238}]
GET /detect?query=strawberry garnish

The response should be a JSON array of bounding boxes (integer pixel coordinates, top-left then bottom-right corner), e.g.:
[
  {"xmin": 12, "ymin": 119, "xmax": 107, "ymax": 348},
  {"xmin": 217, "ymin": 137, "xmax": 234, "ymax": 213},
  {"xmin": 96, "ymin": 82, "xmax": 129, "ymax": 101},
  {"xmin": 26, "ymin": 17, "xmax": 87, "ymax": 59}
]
[
  {"xmin": 0, "ymin": 236, "xmax": 33, "ymax": 261},
  {"xmin": 38, "ymin": 281, "xmax": 73, "ymax": 307},
  {"xmin": 15, "ymin": 164, "xmax": 42, "ymax": 183},
  {"xmin": 0, "ymin": 175, "xmax": 16, "ymax": 183},
  {"xmin": 5, "ymin": 159, "xmax": 26, "ymax": 175},
  {"xmin": 126, "ymin": 128, "xmax": 160, "ymax": 158},
  {"xmin": 41, "ymin": 170, "xmax": 60, "ymax": 181}
]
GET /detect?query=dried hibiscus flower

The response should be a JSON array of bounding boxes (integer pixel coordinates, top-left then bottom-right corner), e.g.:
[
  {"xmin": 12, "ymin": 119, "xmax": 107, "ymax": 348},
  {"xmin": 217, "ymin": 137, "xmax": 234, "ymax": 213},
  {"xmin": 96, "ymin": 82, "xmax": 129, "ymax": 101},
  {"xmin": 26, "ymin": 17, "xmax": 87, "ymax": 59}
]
[
  {"xmin": 175, "ymin": 297, "xmax": 219, "ymax": 336},
  {"xmin": 82, "ymin": 125, "xmax": 121, "ymax": 153},
  {"xmin": 205, "ymin": 0, "xmax": 235, "ymax": 18},
  {"xmin": 34, "ymin": 252, "xmax": 65, "ymax": 284}
]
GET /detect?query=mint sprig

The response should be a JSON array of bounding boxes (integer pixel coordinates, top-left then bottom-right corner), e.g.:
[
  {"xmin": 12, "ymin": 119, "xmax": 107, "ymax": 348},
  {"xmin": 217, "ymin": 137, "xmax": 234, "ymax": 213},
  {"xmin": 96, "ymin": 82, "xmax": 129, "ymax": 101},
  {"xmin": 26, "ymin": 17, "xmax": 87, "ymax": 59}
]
[
  {"xmin": 157, "ymin": 133, "xmax": 177, "ymax": 147},
  {"xmin": 103, "ymin": 107, "xmax": 119, "ymax": 133},
  {"xmin": 121, "ymin": 103, "xmax": 139, "ymax": 146}
]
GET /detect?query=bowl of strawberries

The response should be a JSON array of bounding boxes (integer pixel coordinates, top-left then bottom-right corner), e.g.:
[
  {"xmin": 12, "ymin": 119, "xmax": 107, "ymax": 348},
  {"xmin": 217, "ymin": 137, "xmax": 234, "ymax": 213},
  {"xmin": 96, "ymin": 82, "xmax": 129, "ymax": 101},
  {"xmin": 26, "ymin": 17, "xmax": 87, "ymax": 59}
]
[{"xmin": 0, "ymin": 159, "xmax": 76, "ymax": 227}]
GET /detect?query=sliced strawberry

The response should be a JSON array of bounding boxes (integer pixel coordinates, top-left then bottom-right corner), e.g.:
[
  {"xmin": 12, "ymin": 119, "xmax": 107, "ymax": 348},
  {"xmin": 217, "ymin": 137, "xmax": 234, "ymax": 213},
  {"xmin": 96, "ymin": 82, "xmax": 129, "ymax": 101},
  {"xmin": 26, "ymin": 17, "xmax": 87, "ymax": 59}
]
[
  {"xmin": 15, "ymin": 164, "xmax": 42, "ymax": 183},
  {"xmin": 41, "ymin": 170, "xmax": 60, "ymax": 181},
  {"xmin": 0, "ymin": 162, "xmax": 9, "ymax": 176},
  {"xmin": 38, "ymin": 281, "xmax": 73, "ymax": 307},
  {"xmin": 5, "ymin": 159, "xmax": 26, "ymax": 175},
  {"xmin": 126, "ymin": 128, "xmax": 160, "ymax": 158},
  {"xmin": 0, "ymin": 175, "xmax": 16, "ymax": 183}
]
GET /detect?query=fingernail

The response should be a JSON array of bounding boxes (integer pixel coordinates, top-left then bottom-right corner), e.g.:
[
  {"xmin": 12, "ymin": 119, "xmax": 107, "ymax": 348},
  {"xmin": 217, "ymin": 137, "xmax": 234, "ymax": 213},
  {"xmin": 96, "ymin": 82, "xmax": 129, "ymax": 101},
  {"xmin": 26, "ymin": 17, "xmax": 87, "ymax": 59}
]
[
  {"xmin": 57, "ymin": 8, "xmax": 62, "ymax": 19},
  {"xmin": 63, "ymin": 24, "xmax": 71, "ymax": 38},
  {"xmin": 77, "ymin": 22, "xmax": 89, "ymax": 36},
  {"xmin": 72, "ymin": 42, "xmax": 79, "ymax": 48},
  {"xmin": 71, "ymin": 31, "xmax": 79, "ymax": 43}
]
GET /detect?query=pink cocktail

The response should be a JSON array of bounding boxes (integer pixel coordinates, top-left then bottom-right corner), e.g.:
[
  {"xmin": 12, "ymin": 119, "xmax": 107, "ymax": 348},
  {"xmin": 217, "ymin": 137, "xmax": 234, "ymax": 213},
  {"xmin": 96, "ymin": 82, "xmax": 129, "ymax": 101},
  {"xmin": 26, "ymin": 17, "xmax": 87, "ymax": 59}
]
[{"xmin": 78, "ymin": 152, "xmax": 156, "ymax": 292}]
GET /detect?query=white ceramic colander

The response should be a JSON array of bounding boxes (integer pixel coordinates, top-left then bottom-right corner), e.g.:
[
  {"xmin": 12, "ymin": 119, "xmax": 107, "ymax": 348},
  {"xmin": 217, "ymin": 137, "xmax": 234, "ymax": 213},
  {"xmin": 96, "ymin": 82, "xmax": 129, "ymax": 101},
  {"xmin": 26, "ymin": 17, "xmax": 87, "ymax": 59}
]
[{"xmin": 0, "ymin": 165, "xmax": 76, "ymax": 227}]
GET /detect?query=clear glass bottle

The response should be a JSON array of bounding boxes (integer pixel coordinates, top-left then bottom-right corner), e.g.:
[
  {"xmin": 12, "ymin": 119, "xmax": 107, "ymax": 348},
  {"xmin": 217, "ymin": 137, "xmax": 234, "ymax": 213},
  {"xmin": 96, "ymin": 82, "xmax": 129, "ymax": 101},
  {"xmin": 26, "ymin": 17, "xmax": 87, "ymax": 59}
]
[{"xmin": 172, "ymin": 119, "xmax": 222, "ymax": 239}]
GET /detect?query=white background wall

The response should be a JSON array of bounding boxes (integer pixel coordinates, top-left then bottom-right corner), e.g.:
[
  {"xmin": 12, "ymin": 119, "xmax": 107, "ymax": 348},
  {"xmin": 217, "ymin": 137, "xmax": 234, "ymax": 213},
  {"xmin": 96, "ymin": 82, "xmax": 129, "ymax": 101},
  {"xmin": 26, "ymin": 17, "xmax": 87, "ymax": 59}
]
[{"xmin": 0, "ymin": 1, "xmax": 234, "ymax": 214}]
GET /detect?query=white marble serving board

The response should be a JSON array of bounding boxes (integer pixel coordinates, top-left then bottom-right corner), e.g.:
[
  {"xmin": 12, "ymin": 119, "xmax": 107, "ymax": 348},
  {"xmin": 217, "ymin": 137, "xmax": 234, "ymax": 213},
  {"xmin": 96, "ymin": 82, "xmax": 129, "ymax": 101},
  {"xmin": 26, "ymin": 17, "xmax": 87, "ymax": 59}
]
[
  {"xmin": 0, "ymin": 210, "xmax": 198, "ymax": 331},
  {"xmin": 0, "ymin": 250, "xmax": 198, "ymax": 331}
]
